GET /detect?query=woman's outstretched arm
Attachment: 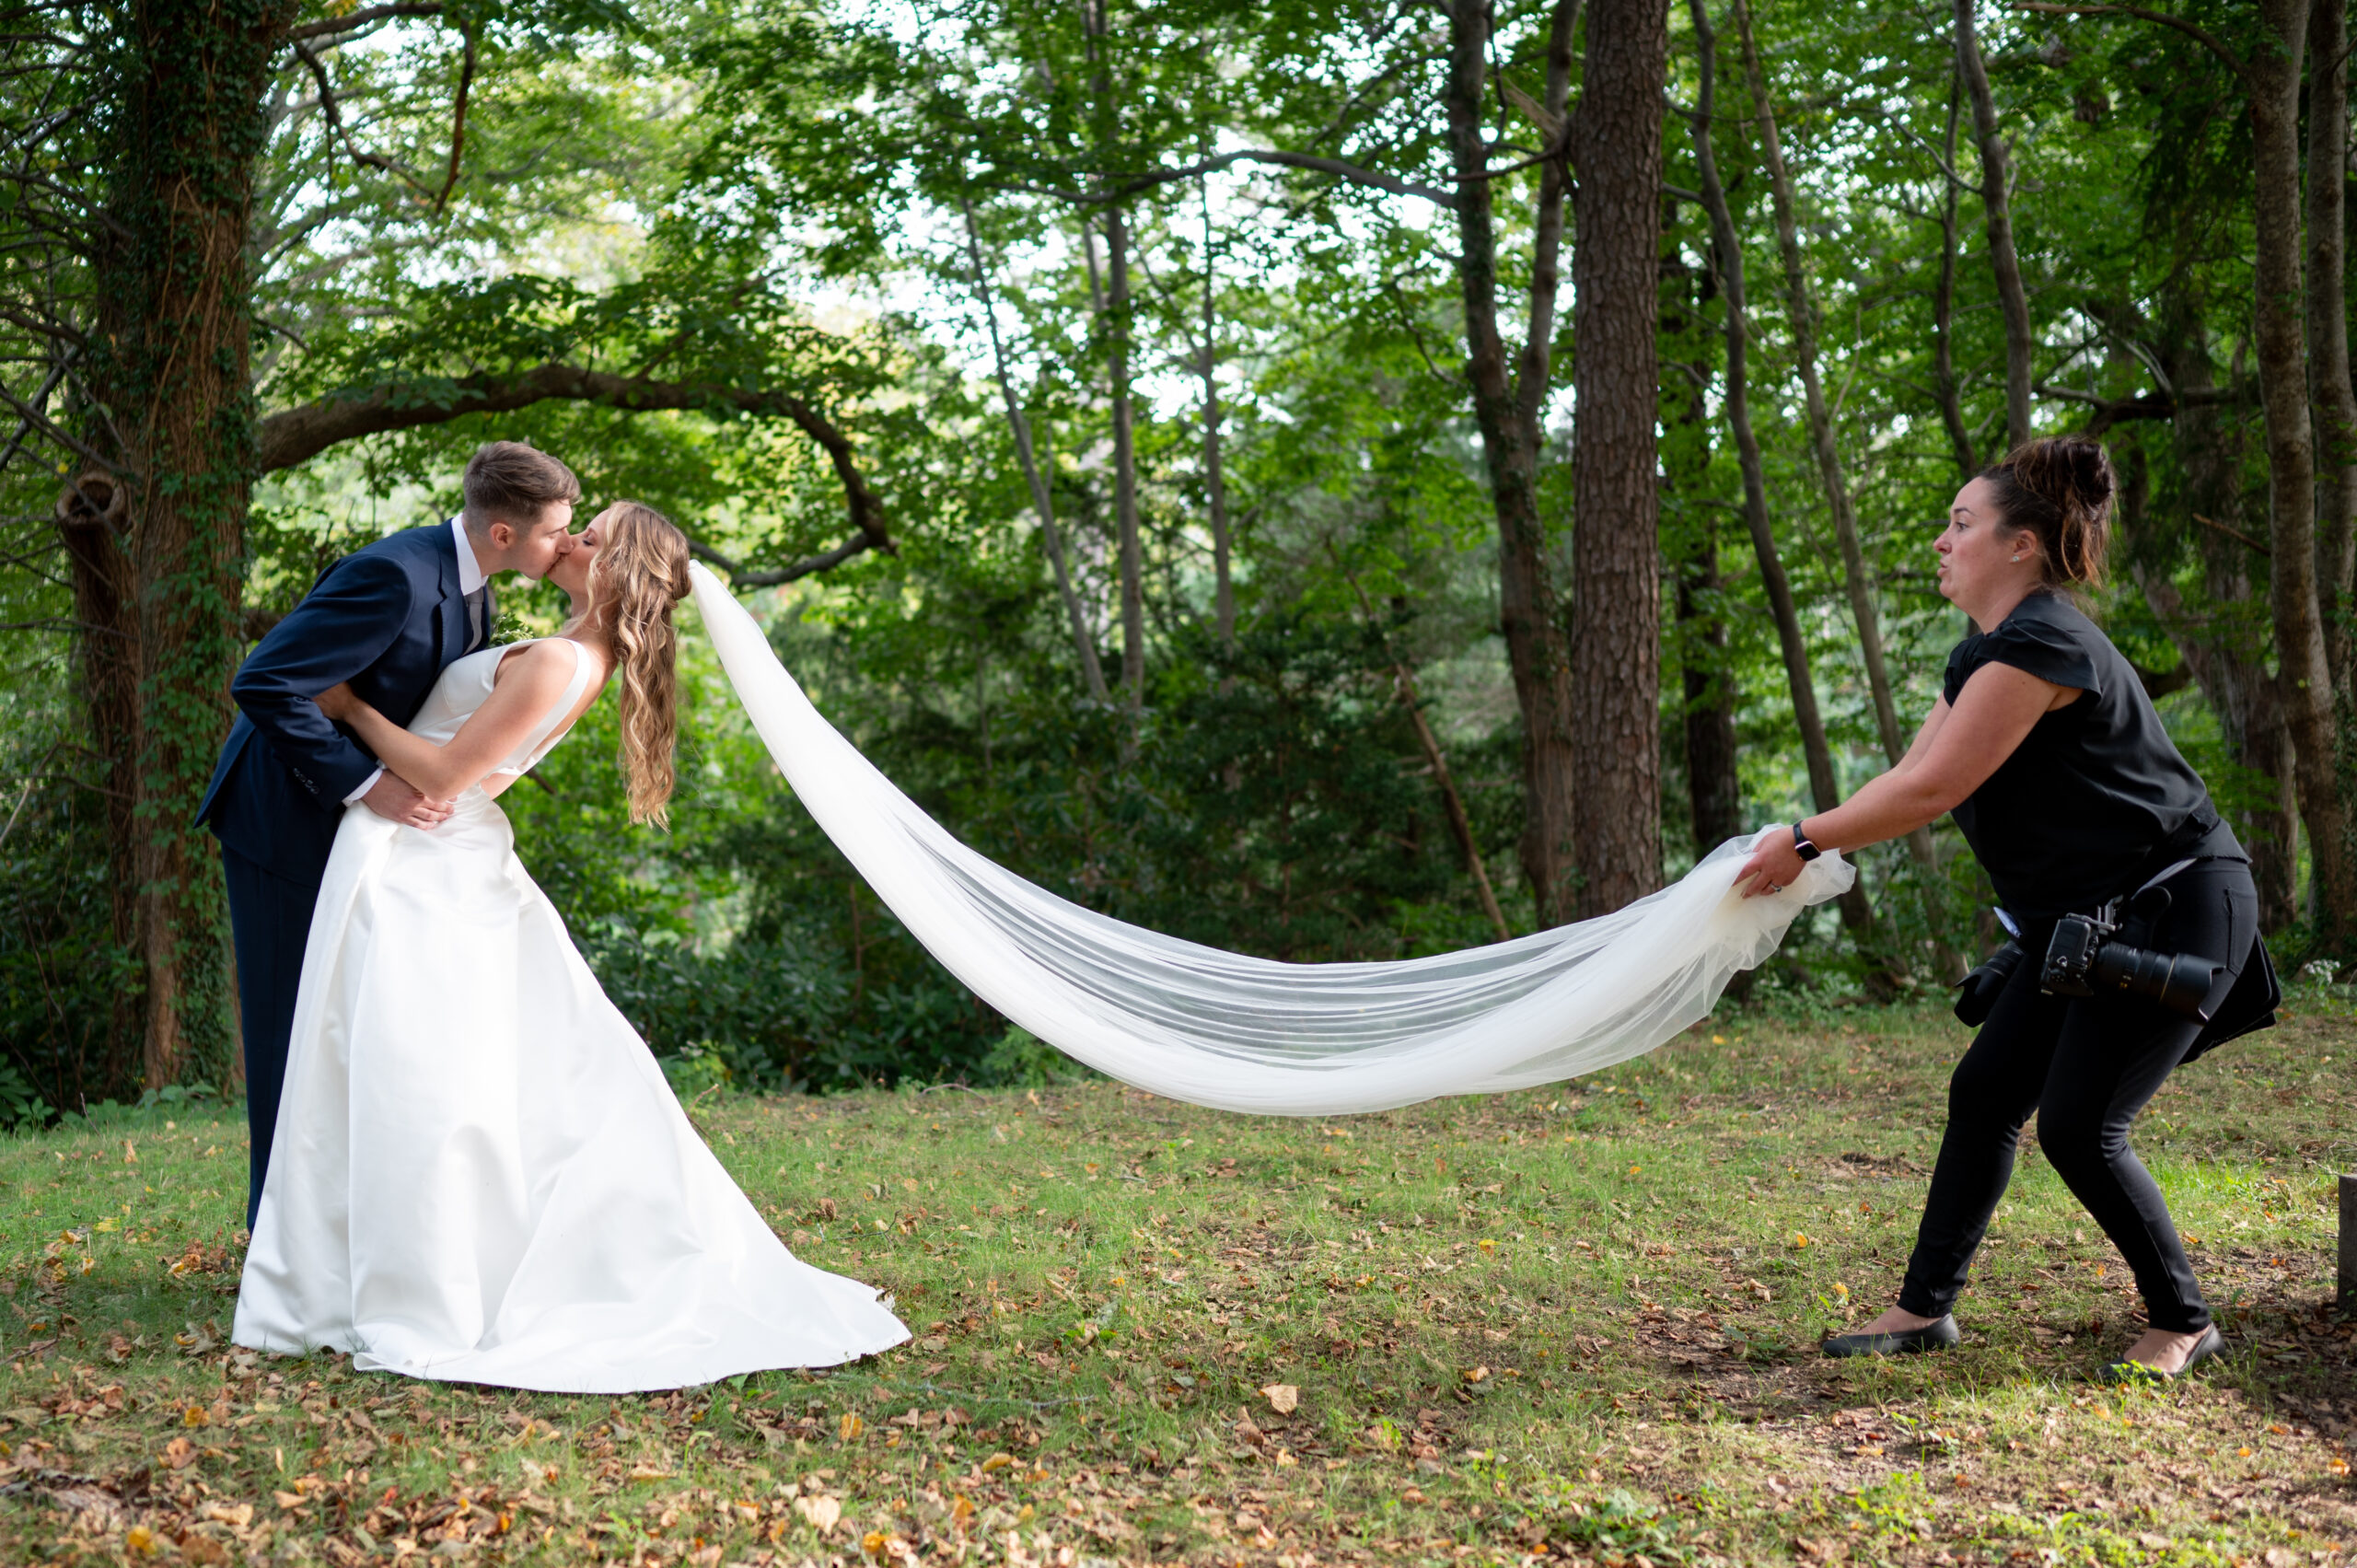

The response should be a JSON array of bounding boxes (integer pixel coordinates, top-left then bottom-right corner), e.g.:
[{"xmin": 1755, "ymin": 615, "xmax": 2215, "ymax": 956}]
[
  {"xmin": 319, "ymin": 641, "xmax": 588, "ymax": 803},
  {"xmin": 1733, "ymin": 661, "xmax": 2074, "ymax": 896}
]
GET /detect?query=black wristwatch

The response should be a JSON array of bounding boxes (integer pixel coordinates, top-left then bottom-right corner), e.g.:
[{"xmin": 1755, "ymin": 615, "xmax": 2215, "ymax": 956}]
[{"xmin": 1792, "ymin": 822, "xmax": 1823, "ymax": 863}]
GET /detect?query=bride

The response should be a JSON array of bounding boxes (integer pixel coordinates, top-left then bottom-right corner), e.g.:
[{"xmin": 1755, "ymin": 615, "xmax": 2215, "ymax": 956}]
[{"xmin": 231, "ymin": 502, "xmax": 909, "ymax": 1392}]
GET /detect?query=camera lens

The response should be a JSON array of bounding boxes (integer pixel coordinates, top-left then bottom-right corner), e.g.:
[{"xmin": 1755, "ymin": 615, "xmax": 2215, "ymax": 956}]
[{"xmin": 2086, "ymin": 942, "xmax": 2217, "ymax": 1019}]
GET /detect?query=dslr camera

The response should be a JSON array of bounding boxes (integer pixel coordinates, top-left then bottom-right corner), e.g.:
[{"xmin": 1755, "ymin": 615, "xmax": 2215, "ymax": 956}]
[{"xmin": 2038, "ymin": 910, "xmax": 2219, "ymax": 1020}]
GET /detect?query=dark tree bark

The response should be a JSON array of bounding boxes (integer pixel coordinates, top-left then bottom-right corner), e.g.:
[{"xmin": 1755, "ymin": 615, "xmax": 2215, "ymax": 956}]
[
  {"xmin": 1674, "ymin": 539, "xmax": 1743, "ymax": 853},
  {"xmin": 1439, "ymin": 0, "xmax": 1582, "ymax": 924},
  {"xmin": 1956, "ymin": 0, "xmax": 2033, "ymax": 454},
  {"xmin": 80, "ymin": 0, "xmax": 298, "ymax": 1086},
  {"xmin": 2250, "ymin": 0, "xmax": 2355, "ymax": 941},
  {"xmin": 1660, "ymin": 206, "xmax": 1742, "ymax": 854},
  {"xmin": 1684, "ymin": 0, "xmax": 1878, "ymax": 941},
  {"xmin": 2306, "ymin": 0, "xmax": 2357, "ymax": 685},
  {"xmin": 2116, "ymin": 312, "xmax": 2298, "ymax": 928},
  {"xmin": 54, "ymin": 474, "xmax": 143, "ymax": 1082},
  {"xmin": 1567, "ymin": 0, "xmax": 1667, "ymax": 918}
]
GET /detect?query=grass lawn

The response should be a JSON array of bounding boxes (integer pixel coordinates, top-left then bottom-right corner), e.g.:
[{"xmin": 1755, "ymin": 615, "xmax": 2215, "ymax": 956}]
[{"xmin": 0, "ymin": 1000, "xmax": 2350, "ymax": 1565}]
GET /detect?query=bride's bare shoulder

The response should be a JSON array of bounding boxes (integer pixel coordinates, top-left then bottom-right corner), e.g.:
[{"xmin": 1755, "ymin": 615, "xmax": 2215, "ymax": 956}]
[{"xmin": 491, "ymin": 638, "xmax": 583, "ymax": 693}]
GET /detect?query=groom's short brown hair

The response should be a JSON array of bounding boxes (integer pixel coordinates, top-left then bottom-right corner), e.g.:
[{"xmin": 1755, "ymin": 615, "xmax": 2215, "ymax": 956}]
[{"xmin": 462, "ymin": 442, "xmax": 579, "ymax": 527}]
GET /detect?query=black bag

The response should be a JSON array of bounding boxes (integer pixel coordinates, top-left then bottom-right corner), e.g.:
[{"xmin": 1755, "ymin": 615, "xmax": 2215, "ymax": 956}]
[{"xmin": 2183, "ymin": 929, "xmax": 2280, "ymax": 1062}]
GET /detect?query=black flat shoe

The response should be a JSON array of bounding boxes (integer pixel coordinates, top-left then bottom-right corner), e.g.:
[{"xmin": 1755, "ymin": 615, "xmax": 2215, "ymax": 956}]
[
  {"xmin": 2096, "ymin": 1325, "xmax": 2225, "ymax": 1384},
  {"xmin": 1819, "ymin": 1315, "xmax": 1960, "ymax": 1358}
]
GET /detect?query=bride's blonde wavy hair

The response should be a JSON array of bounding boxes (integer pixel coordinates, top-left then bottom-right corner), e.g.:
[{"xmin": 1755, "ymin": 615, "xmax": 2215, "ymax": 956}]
[{"xmin": 586, "ymin": 502, "xmax": 693, "ymax": 828}]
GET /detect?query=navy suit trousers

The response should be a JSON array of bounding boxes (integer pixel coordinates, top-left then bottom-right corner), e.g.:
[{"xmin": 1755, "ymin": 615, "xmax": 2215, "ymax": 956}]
[{"xmin": 222, "ymin": 842, "xmax": 319, "ymax": 1229}]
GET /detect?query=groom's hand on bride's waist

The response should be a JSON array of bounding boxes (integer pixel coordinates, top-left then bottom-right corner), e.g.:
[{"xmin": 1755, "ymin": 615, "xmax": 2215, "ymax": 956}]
[{"xmin": 361, "ymin": 772, "xmax": 455, "ymax": 830}]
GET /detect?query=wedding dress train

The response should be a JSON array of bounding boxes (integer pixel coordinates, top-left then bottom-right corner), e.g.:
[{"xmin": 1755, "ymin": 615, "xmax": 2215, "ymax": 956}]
[
  {"xmin": 688, "ymin": 563, "xmax": 1856, "ymax": 1116},
  {"xmin": 233, "ymin": 636, "xmax": 910, "ymax": 1392}
]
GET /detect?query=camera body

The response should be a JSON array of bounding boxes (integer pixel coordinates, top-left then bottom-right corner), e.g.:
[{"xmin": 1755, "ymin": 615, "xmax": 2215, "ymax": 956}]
[{"xmin": 2038, "ymin": 910, "xmax": 2221, "ymax": 1020}]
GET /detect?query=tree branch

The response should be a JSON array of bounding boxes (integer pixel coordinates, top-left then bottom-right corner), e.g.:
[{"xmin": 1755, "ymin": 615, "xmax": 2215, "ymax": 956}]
[
  {"xmin": 1014, "ymin": 147, "xmax": 1461, "ymax": 211},
  {"xmin": 291, "ymin": 39, "xmax": 442, "ymax": 200},
  {"xmin": 0, "ymin": 378, "xmax": 122, "ymax": 479},
  {"xmin": 2192, "ymin": 510, "xmax": 2271, "ymax": 556},
  {"xmin": 2034, "ymin": 379, "xmax": 2247, "ymax": 434},
  {"xmin": 257, "ymin": 364, "xmax": 895, "ymax": 561},
  {"xmin": 2132, "ymin": 657, "xmax": 2192, "ymax": 700},
  {"xmin": 0, "ymin": 304, "xmax": 85, "ymax": 348},
  {"xmin": 0, "ymin": 354, "xmax": 74, "ymax": 477},
  {"xmin": 2005, "ymin": 2, "xmax": 2248, "ymax": 83},
  {"xmin": 284, "ymin": 3, "xmax": 444, "ymax": 44},
  {"xmin": 688, "ymin": 533, "xmax": 885, "ymax": 587},
  {"xmin": 432, "ymin": 24, "xmax": 475, "ymax": 214}
]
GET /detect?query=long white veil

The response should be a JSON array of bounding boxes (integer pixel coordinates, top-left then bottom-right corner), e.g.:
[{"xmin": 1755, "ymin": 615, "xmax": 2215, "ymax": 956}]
[{"xmin": 689, "ymin": 563, "xmax": 1854, "ymax": 1114}]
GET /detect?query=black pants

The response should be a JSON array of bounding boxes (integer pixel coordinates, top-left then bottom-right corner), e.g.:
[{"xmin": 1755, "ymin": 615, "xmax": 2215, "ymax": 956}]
[
  {"xmin": 1897, "ymin": 860, "xmax": 2258, "ymax": 1334},
  {"xmin": 220, "ymin": 842, "xmax": 324, "ymax": 1230}
]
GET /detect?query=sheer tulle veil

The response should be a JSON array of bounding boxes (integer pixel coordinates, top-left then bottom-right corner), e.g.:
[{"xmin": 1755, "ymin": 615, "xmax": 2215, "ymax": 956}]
[{"xmin": 688, "ymin": 563, "xmax": 1854, "ymax": 1115}]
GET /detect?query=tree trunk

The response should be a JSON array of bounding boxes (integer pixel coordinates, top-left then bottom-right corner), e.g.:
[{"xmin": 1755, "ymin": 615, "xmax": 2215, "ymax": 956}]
[
  {"xmin": 1675, "ymin": 539, "xmax": 1744, "ymax": 852},
  {"xmin": 2164, "ymin": 303, "xmax": 2302, "ymax": 928},
  {"xmin": 2252, "ymin": 0, "xmax": 2356, "ymax": 943},
  {"xmin": 1566, "ymin": 0, "xmax": 1667, "ymax": 918},
  {"xmin": 54, "ymin": 474, "xmax": 144, "ymax": 1078},
  {"xmin": 1440, "ymin": 0, "xmax": 1580, "ymax": 925},
  {"xmin": 1736, "ymin": 0, "xmax": 1903, "ymax": 765},
  {"xmin": 1933, "ymin": 68, "xmax": 1978, "ymax": 482},
  {"xmin": 1737, "ymin": 0, "xmax": 1959, "ymax": 977},
  {"xmin": 1201, "ymin": 169, "xmax": 1236, "ymax": 651},
  {"xmin": 960, "ymin": 203, "xmax": 1110, "ymax": 703},
  {"xmin": 1105, "ymin": 206, "xmax": 1144, "ymax": 710},
  {"xmin": 2307, "ymin": 0, "xmax": 2357, "ymax": 686},
  {"xmin": 1081, "ymin": 0, "xmax": 1142, "ymax": 712},
  {"xmin": 82, "ymin": 0, "xmax": 290, "ymax": 1086},
  {"xmin": 1685, "ymin": 0, "xmax": 1878, "ymax": 940},
  {"xmin": 1956, "ymin": 0, "xmax": 2032, "ymax": 454},
  {"xmin": 2120, "ymin": 409, "xmax": 2298, "ymax": 931},
  {"xmin": 1660, "ymin": 200, "xmax": 1742, "ymax": 854}
]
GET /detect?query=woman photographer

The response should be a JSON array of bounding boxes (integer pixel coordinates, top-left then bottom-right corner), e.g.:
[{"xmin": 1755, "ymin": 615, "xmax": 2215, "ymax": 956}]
[{"xmin": 1732, "ymin": 436, "xmax": 2275, "ymax": 1380}]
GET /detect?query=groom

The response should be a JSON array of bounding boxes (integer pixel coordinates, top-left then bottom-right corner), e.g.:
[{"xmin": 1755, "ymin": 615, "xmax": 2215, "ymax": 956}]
[{"xmin": 197, "ymin": 441, "xmax": 580, "ymax": 1225}]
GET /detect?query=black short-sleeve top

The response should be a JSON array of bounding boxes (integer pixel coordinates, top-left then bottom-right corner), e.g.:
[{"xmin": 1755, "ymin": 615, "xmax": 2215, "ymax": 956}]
[{"xmin": 1943, "ymin": 589, "xmax": 2235, "ymax": 919}]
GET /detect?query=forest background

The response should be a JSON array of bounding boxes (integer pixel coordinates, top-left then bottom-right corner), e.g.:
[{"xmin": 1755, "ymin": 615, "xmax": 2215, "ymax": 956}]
[{"xmin": 0, "ymin": 0, "xmax": 2345, "ymax": 1121}]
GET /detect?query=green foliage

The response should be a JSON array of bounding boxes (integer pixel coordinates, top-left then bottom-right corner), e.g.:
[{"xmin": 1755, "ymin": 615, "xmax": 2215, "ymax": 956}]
[
  {"xmin": 974, "ymin": 1025, "xmax": 1096, "ymax": 1087},
  {"xmin": 0, "ymin": 772, "xmax": 141, "ymax": 1119},
  {"xmin": 0, "ymin": 0, "xmax": 2334, "ymax": 1094}
]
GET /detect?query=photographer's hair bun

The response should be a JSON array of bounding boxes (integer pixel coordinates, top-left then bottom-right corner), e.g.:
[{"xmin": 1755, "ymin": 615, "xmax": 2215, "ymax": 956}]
[{"xmin": 1980, "ymin": 436, "xmax": 2113, "ymax": 588}]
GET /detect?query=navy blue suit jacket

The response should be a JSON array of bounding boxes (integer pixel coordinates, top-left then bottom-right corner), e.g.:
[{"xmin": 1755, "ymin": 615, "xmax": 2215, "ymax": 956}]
[{"xmin": 196, "ymin": 523, "xmax": 489, "ymax": 887}]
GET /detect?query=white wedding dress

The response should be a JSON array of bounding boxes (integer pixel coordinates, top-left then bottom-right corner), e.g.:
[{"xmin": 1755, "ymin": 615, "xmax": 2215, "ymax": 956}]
[{"xmin": 232, "ymin": 637, "xmax": 910, "ymax": 1392}]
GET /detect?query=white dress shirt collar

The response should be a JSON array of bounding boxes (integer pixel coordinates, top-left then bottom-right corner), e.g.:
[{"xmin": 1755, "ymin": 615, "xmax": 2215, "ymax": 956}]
[{"xmin": 451, "ymin": 515, "xmax": 487, "ymax": 595}]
